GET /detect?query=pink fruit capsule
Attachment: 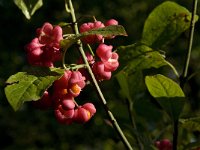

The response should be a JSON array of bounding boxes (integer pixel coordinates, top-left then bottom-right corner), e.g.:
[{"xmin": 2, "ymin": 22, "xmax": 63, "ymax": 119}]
[{"xmin": 62, "ymin": 99, "xmax": 75, "ymax": 110}]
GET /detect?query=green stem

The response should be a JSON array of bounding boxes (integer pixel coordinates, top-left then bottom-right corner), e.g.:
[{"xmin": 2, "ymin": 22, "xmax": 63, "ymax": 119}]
[
  {"xmin": 187, "ymin": 70, "xmax": 200, "ymax": 81},
  {"xmin": 69, "ymin": 64, "xmax": 87, "ymax": 70},
  {"xmin": 165, "ymin": 61, "xmax": 179, "ymax": 78},
  {"xmin": 126, "ymin": 99, "xmax": 143, "ymax": 150},
  {"xmin": 62, "ymin": 48, "xmax": 68, "ymax": 70},
  {"xmin": 67, "ymin": 0, "xmax": 133, "ymax": 149},
  {"xmin": 181, "ymin": 0, "xmax": 198, "ymax": 84},
  {"xmin": 87, "ymin": 44, "xmax": 95, "ymax": 56},
  {"xmin": 178, "ymin": 1, "xmax": 198, "ymax": 149}
]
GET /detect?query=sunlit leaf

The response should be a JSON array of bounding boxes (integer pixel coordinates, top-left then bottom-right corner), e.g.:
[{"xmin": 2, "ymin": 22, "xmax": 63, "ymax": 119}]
[
  {"xmin": 4, "ymin": 67, "xmax": 64, "ymax": 111},
  {"xmin": 145, "ymin": 74, "xmax": 185, "ymax": 121},
  {"xmin": 142, "ymin": 1, "xmax": 198, "ymax": 48}
]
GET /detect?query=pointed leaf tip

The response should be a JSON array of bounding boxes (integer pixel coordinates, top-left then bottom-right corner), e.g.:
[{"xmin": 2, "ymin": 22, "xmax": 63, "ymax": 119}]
[{"xmin": 14, "ymin": 0, "xmax": 43, "ymax": 20}]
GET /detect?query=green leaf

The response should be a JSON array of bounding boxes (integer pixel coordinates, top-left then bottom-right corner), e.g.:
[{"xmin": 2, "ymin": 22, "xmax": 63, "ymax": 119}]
[
  {"xmin": 145, "ymin": 74, "xmax": 185, "ymax": 121},
  {"xmin": 79, "ymin": 25, "xmax": 127, "ymax": 37},
  {"xmin": 145, "ymin": 74, "xmax": 184, "ymax": 97},
  {"xmin": 60, "ymin": 38, "xmax": 75, "ymax": 51},
  {"xmin": 116, "ymin": 70, "xmax": 163, "ymax": 123},
  {"xmin": 117, "ymin": 43, "xmax": 168, "ymax": 74},
  {"xmin": 142, "ymin": 1, "xmax": 199, "ymax": 48},
  {"xmin": 180, "ymin": 117, "xmax": 200, "ymax": 132},
  {"xmin": 60, "ymin": 25, "xmax": 127, "ymax": 49},
  {"xmin": 115, "ymin": 71, "xmax": 132, "ymax": 102},
  {"xmin": 14, "ymin": 0, "xmax": 43, "ymax": 20},
  {"xmin": 116, "ymin": 70, "xmax": 144, "ymax": 102},
  {"xmin": 4, "ymin": 67, "xmax": 64, "ymax": 111}
]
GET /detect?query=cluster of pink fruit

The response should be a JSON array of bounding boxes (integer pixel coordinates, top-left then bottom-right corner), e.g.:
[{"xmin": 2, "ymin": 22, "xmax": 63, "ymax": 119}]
[
  {"xmin": 53, "ymin": 70, "xmax": 96, "ymax": 124},
  {"xmin": 25, "ymin": 19, "xmax": 120, "ymax": 125},
  {"xmin": 31, "ymin": 69, "xmax": 96, "ymax": 124},
  {"xmin": 79, "ymin": 19, "xmax": 119, "ymax": 81},
  {"xmin": 155, "ymin": 139, "xmax": 172, "ymax": 150},
  {"xmin": 25, "ymin": 22, "xmax": 63, "ymax": 67},
  {"xmin": 78, "ymin": 43, "xmax": 119, "ymax": 81}
]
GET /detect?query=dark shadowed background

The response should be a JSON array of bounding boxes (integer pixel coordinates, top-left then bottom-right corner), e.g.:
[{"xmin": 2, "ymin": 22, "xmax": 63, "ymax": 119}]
[{"xmin": 0, "ymin": 0, "xmax": 200, "ymax": 149}]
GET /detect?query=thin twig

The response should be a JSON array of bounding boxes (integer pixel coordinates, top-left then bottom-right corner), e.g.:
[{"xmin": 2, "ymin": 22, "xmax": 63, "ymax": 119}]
[
  {"xmin": 165, "ymin": 61, "xmax": 179, "ymax": 79},
  {"xmin": 181, "ymin": 0, "xmax": 198, "ymax": 84},
  {"xmin": 66, "ymin": 0, "xmax": 133, "ymax": 149},
  {"xmin": 178, "ymin": 0, "xmax": 198, "ymax": 150},
  {"xmin": 126, "ymin": 99, "xmax": 144, "ymax": 150}
]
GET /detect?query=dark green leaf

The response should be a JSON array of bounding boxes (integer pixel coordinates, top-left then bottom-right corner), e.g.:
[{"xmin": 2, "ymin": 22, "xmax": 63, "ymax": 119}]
[
  {"xmin": 145, "ymin": 74, "xmax": 185, "ymax": 121},
  {"xmin": 60, "ymin": 38, "xmax": 75, "ymax": 50},
  {"xmin": 142, "ymin": 1, "xmax": 199, "ymax": 48},
  {"xmin": 115, "ymin": 71, "xmax": 132, "ymax": 102},
  {"xmin": 60, "ymin": 25, "xmax": 127, "ymax": 49},
  {"xmin": 79, "ymin": 25, "xmax": 127, "ymax": 37},
  {"xmin": 183, "ymin": 141, "xmax": 200, "ymax": 150},
  {"xmin": 116, "ymin": 70, "xmax": 144, "ymax": 102},
  {"xmin": 4, "ymin": 67, "xmax": 64, "ymax": 111},
  {"xmin": 117, "ymin": 43, "xmax": 168, "ymax": 74},
  {"xmin": 14, "ymin": 0, "xmax": 43, "ymax": 20},
  {"xmin": 180, "ymin": 117, "xmax": 200, "ymax": 132},
  {"xmin": 134, "ymin": 95, "xmax": 163, "ymax": 122}
]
